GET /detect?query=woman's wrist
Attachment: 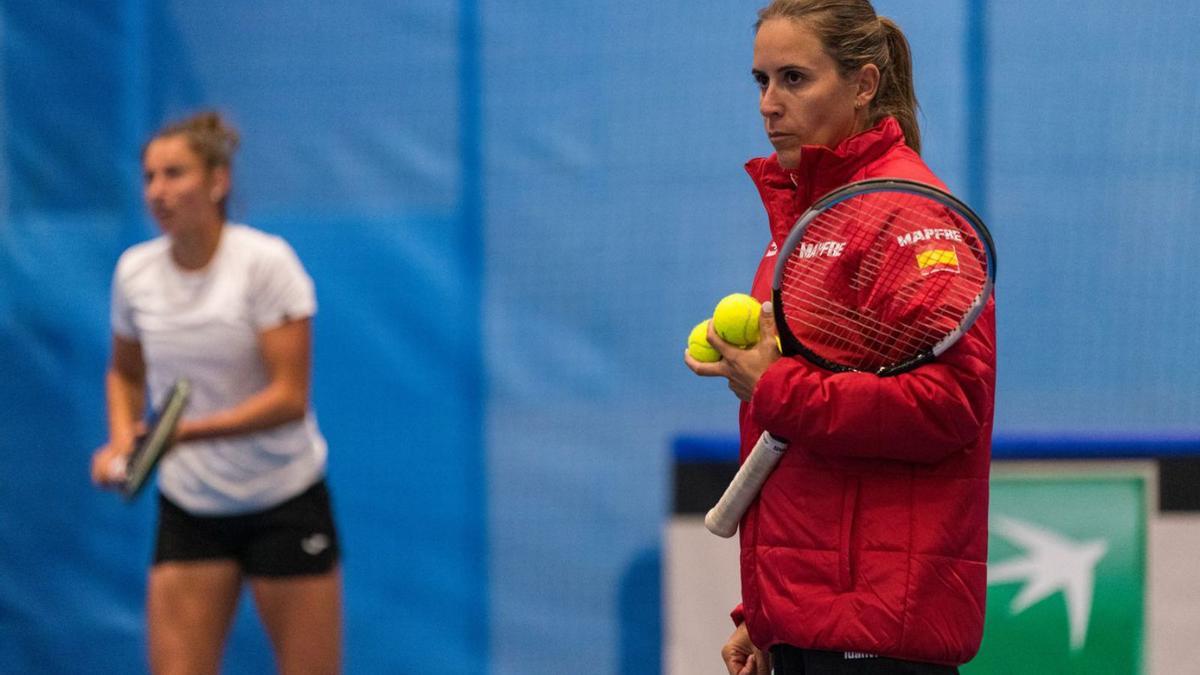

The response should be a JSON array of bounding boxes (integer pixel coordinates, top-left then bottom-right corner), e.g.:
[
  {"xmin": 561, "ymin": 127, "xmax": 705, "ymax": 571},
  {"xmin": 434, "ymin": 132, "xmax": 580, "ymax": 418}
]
[{"xmin": 109, "ymin": 427, "xmax": 138, "ymax": 452}]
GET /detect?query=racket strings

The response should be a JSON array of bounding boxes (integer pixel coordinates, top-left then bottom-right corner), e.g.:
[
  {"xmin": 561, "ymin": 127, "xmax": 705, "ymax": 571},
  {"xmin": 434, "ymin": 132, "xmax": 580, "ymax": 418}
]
[
  {"xmin": 781, "ymin": 283, "xmax": 957, "ymax": 364},
  {"xmin": 787, "ymin": 247, "xmax": 982, "ymax": 360},
  {"xmin": 779, "ymin": 191, "xmax": 989, "ymax": 371},
  {"xmin": 789, "ymin": 201, "xmax": 973, "ymax": 317},
  {"xmin": 782, "ymin": 259, "xmax": 982, "ymax": 358}
]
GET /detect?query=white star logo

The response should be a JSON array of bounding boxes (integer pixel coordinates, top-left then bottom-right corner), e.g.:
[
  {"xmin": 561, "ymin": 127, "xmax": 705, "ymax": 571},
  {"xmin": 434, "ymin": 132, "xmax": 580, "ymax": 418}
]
[
  {"xmin": 988, "ymin": 515, "xmax": 1108, "ymax": 651},
  {"xmin": 301, "ymin": 533, "xmax": 331, "ymax": 556}
]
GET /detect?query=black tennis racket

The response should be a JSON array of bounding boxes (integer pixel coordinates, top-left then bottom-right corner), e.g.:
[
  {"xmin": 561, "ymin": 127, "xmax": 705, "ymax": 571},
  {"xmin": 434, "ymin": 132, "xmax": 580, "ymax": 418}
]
[
  {"xmin": 121, "ymin": 378, "xmax": 191, "ymax": 500},
  {"xmin": 705, "ymin": 178, "xmax": 996, "ymax": 537}
]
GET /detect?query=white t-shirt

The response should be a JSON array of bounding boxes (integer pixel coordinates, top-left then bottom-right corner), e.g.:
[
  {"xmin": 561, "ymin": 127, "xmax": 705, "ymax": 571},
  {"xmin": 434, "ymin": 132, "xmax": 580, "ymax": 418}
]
[{"xmin": 111, "ymin": 224, "xmax": 327, "ymax": 515}]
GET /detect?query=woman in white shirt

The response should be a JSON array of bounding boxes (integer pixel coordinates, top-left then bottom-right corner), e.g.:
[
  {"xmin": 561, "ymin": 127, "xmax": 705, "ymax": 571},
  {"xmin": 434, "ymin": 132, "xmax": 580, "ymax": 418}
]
[{"xmin": 91, "ymin": 111, "xmax": 341, "ymax": 674}]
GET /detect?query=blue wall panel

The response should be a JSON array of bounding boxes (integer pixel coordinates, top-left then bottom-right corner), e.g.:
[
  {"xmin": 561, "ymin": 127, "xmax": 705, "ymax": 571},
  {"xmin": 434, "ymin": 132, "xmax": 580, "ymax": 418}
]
[
  {"xmin": 3, "ymin": 3, "xmax": 127, "ymax": 214},
  {"xmin": 987, "ymin": 2, "xmax": 1200, "ymax": 433}
]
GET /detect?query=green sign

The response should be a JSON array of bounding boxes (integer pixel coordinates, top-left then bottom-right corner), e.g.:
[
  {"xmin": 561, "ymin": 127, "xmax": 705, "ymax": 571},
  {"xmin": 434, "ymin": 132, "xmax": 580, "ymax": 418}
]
[{"xmin": 964, "ymin": 465, "xmax": 1148, "ymax": 674}]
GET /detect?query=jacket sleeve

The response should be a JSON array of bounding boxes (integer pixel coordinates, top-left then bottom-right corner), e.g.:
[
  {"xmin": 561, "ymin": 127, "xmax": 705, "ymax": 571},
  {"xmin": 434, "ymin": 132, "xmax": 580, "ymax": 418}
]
[{"xmin": 748, "ymin": 304, "xmax": 995, "ymax": 464}]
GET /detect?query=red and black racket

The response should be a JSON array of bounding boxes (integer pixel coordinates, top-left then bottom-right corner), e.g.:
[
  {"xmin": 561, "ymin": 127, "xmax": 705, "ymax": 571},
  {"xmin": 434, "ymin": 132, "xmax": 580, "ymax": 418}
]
[
  {"xmin": 121, "ymin": 378, "xmax": 191, "ymax": 500},
  {"xmin": 705, "ymin": 179, "xmax": 996, "ymax": 537}
]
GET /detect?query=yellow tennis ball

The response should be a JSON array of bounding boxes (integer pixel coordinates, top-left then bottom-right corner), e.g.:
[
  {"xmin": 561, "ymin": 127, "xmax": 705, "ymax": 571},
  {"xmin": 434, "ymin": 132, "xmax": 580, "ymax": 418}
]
[
  {"xmin": 687, "ymin": 320, "xmax": 722, "ymax": 362},
  {"xmin": 712, "ymin": 294, "xmax": 761, "ymax": 347}
]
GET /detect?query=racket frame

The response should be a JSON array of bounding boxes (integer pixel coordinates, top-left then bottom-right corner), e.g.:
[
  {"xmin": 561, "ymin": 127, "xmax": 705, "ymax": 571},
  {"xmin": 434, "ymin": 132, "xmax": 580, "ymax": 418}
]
[
  {"xmin": 772, "ymin": 178, "xmax": 996, "ymax": 377},
  {"xmin": 121, "ymin": 378, "xmax": 191, "ymax": 500}
]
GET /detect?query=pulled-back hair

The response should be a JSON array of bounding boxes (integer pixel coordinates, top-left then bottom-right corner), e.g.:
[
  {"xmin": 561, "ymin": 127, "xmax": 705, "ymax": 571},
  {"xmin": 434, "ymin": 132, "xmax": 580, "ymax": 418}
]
[
  {"xmin": 144, "ymin": 110, "xmax": 240, "ymax": 216},
  {"xmin": 756, "ymin": 0, "xmax": 921, "ymax": 154}
]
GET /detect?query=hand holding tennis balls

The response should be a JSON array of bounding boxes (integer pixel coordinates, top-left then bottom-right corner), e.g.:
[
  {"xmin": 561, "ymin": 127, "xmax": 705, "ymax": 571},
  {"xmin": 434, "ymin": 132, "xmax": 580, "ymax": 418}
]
[
  {"xmin": 685, "ymin": 296, "xmax": 782, "ymax": 402},
  {"xmin": 712, "ymin": 293, "xmax": 761, "ymax": 347}
]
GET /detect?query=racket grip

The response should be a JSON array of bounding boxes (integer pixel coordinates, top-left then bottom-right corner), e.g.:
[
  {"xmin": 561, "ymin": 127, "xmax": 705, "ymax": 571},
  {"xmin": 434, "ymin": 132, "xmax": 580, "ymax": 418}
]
[{"xmin": 704, "ymin": 431, "xmax": 788, "ymax": 538}]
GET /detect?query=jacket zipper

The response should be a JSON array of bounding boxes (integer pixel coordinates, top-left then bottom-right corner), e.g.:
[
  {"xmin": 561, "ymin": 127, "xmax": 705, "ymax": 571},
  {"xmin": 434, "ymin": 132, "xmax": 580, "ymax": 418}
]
[{"xmin": 839, "ymin": 476, "xmax": 861, "ymax": 591}]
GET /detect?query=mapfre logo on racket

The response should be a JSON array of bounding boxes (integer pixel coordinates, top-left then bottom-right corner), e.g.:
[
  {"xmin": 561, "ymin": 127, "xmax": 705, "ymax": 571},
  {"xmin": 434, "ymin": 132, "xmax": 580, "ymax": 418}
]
[
  {"xmin": 796, "ymin": 240, "xmax": 847, "ymax": 259},
  {"xmin": 895, "ymin": 228, "xmax": 964, "ymax": 247}
]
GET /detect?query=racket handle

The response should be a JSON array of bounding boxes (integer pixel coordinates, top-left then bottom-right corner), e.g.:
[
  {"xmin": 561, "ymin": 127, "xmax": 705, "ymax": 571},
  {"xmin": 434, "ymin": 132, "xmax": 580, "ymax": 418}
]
[{"xmin": 704, "ymin": 431, "xmax": 788, "ymax": 538}]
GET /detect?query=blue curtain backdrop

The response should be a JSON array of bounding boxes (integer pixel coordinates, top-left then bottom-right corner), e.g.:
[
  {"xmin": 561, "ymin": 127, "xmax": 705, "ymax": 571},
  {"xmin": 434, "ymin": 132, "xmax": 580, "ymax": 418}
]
[{"xmin": 2, "ymin": 1, "xmax": 1198, "ymax": 674}]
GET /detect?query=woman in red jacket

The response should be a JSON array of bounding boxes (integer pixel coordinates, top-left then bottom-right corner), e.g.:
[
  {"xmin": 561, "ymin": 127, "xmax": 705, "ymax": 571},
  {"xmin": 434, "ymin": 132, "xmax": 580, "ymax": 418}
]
[{"xmin": 685, "ymin": 2, "xmax": 997, "ymax": 674}]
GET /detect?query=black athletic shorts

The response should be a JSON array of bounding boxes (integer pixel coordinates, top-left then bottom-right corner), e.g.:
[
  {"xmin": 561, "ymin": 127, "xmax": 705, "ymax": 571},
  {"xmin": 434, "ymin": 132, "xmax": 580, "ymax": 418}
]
[
  {"xmin": 770, "ymin": 646, "xmax": 960, "ymax": 675},
  {"xmin": 154, "ymin": 479, "xmax": 340, "ymax": 577}
]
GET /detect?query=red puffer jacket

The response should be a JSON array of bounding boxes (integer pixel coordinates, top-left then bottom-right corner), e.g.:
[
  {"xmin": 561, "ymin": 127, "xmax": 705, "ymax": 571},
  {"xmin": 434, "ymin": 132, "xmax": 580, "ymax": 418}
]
[{"xmin": 731, "ymin": 117, "xmax": 996, "ymax": 666}]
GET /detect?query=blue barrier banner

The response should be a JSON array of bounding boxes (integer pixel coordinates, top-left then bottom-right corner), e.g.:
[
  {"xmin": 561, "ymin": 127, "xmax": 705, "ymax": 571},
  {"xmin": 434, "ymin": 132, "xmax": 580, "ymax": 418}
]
[{"xmin": 673, "ymin": 435, "xmax": 1200, "ymax": 463}]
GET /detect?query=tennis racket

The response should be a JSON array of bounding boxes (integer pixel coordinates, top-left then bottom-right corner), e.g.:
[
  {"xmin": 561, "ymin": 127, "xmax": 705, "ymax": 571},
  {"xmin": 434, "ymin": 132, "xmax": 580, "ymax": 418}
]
[
  {"xmin": 120, "ymin": 378, "xmax": 191, "ymax": 500},
  {"xmin": 705, "ymin": 178, "xmax": 996, "ymax": 537}
]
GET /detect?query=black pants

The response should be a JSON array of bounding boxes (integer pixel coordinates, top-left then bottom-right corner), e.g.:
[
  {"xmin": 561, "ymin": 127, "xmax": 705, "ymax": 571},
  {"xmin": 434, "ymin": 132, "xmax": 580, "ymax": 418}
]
[{"xmin": 770, "ymin": 646, "xmax": 960, "ymax": 675}]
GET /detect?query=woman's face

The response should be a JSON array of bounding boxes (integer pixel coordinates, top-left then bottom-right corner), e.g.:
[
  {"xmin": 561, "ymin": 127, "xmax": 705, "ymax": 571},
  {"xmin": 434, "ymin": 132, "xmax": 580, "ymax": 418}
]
[
  {"xmin": 753, "ymin": 18, "xmax": 872, "ymax": 168},
  {"xmin": 142, "ymin": 135, "xmax": 226, "ymax": 236}
]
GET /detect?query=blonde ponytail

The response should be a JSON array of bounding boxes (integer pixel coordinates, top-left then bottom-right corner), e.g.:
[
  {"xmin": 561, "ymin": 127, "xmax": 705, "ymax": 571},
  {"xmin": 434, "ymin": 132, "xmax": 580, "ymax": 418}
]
[{"xmin": 875, "ymin": 18, "xmax": 920, "ymax": 154}]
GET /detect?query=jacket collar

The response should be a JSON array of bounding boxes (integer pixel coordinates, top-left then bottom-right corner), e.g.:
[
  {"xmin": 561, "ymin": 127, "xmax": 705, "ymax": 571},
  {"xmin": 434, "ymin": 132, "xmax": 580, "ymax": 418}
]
[{"xmin": 745, "ymin": 116, "xmax": 906, "ymax": 197}]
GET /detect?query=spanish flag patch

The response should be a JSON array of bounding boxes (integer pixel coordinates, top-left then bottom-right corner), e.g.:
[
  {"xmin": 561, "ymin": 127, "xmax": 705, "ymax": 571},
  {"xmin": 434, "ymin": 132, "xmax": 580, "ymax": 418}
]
[{"xmin": 916, "ymin": 247, "xmax": 959, "ymax": 276}]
